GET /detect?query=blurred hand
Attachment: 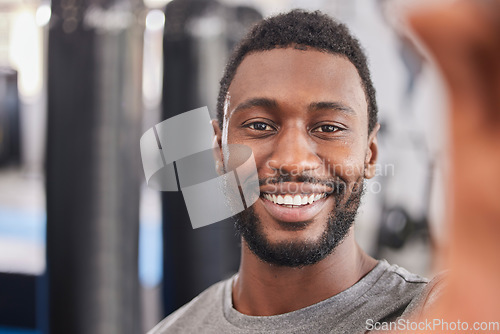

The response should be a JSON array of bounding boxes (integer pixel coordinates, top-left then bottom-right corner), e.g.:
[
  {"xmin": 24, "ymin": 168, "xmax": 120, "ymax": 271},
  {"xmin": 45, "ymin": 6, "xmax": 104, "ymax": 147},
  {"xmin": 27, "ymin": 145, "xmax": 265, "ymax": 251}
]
[{"xmin": 410, "ymin": 0, "xmax": 500, "ymax": 328}]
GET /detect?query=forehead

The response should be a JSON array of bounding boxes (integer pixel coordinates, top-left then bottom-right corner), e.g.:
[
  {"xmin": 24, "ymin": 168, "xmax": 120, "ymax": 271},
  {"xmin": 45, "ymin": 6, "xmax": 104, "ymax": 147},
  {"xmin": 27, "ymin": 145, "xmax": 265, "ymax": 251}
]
[{"xmin": 226, "ymin": 48, "xmax": 367, "ymax": 120}]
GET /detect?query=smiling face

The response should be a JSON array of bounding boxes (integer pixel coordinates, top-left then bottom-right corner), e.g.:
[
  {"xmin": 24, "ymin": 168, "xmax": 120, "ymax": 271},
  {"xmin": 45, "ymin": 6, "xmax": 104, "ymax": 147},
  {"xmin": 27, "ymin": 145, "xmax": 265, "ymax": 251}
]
[{"xmin": 215, "ymin": 47, "xmax": 379, "ymax": 267}]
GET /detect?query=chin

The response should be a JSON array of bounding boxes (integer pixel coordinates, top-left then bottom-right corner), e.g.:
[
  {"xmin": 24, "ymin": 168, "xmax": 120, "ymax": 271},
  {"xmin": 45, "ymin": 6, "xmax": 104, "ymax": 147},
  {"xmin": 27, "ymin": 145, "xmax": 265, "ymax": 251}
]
[{"xmin": 235, "ymin": 202, "xmax": 356, "ymax": 267}]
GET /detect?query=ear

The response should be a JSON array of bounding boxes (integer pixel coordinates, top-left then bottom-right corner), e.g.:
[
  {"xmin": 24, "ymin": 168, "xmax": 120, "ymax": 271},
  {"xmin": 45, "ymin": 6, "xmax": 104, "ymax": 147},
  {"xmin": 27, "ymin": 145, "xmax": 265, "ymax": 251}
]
[
  {"xmin": 211, "ymin": 119, "xmax": 224, "ymax": 175},
  {"xmin": 364, "ymin": 123, "xmax": 380, "ymax": 179}
]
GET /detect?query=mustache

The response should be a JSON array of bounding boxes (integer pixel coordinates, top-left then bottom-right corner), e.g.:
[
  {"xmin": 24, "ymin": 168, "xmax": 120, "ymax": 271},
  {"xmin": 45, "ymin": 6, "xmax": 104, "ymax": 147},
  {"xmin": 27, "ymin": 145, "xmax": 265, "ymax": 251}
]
[{"xmin": 258, "ymin": 174, "xmax": 347, "ymax": 194}]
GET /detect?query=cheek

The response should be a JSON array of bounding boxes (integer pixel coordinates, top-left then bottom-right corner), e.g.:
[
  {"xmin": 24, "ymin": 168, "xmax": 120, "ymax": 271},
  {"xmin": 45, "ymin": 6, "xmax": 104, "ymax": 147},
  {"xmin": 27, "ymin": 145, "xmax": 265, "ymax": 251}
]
[
  {"xmin": 225, "ymin": 134, "xmax": 275, "ymax": 175},
  {"xmin": 253, "ymin": 147, "xmax": 276, "ymax": 174},
  {"xmin": 318, "ymin": 144, "xmax": 367, "ymax": 179}
]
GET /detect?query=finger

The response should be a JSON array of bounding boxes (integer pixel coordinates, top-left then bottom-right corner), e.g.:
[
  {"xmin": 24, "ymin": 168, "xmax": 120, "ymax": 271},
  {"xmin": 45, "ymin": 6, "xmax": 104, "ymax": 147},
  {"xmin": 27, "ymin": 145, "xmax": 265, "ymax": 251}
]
[{"xmin": 408, "ymin": 1, "xmax": 500, "ymax": 123}]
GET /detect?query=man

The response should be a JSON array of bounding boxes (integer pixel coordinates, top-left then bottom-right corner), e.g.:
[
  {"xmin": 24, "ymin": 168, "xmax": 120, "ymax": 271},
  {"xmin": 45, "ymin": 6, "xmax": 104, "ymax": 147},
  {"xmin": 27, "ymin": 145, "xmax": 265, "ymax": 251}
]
[{"xmin": 149, "ymin": 9, "xmax": 437, "ymax": 333}]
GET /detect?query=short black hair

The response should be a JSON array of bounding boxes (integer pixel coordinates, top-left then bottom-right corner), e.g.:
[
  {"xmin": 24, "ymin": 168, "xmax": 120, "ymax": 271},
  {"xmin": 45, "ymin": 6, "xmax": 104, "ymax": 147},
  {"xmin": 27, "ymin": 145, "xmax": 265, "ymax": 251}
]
[{"xmin": 216, "ymin": 9, "xmax": 378, "ymax": 134}]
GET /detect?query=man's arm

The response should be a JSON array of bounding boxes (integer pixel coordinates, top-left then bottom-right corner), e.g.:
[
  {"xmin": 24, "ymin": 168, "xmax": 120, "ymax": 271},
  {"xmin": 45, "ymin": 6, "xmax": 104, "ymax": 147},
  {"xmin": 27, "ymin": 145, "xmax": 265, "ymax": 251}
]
[{"xmin": 409, "ymin": 0, "xmax": 500, "ymax": 326}]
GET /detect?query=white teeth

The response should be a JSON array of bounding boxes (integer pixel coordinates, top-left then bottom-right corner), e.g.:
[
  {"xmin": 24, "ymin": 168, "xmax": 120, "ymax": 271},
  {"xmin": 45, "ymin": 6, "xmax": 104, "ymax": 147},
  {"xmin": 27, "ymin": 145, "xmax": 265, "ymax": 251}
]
[
  {"xmin": 293, "ymin": 195, "xmax": 301, "ymax": 205},
  {"xmin": 308, "ymin": 194, "xmax": 314, "ymax": 204},
  {"xmin": 263, "ymin": 193, "xmax": 327, "ymax": 206},
  {"xmin": 277, "ymin": 195, "xmax": 284, "ymax": 204}
]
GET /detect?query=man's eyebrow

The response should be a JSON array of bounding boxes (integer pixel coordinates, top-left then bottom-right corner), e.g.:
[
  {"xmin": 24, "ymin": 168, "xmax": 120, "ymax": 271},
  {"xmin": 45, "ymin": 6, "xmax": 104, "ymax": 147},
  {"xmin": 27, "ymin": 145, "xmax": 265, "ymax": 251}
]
[
  {"xmin": 232, "ymin": 98, "xmax": 278, "ymax": 114},
  {"xmin": 307, "ymin": 101, "xmax": 356, "ymax": 115}
]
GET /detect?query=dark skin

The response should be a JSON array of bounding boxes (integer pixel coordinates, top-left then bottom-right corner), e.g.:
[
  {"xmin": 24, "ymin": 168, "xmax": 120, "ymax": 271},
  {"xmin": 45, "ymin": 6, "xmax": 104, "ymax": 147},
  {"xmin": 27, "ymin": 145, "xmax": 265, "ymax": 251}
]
[
  {"xmin": 212, "ymin": 48, "xmax": 380, "ymax": 316},
  {"xmin": 409, "ymin": 0, "xmax": 500, "ymax": 324}
]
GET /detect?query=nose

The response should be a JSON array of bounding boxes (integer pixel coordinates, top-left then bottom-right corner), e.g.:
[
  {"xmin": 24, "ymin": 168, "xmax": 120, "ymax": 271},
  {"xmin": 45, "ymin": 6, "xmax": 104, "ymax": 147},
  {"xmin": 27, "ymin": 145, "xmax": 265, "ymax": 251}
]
[{"xmin": 267, "ymin": 127, "xmax": 322, "ymax": 175}]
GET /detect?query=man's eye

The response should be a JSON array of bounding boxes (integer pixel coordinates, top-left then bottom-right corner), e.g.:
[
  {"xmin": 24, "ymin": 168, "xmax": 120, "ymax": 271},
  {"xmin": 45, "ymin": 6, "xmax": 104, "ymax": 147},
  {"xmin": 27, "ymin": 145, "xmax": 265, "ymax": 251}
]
[
  {"xmin": 248, "ymin": 122, "xmax": 273, "ymax": 131},
  {"xmin": 314, "ymin": 125, "xmax": 339, "ymax": 133}
]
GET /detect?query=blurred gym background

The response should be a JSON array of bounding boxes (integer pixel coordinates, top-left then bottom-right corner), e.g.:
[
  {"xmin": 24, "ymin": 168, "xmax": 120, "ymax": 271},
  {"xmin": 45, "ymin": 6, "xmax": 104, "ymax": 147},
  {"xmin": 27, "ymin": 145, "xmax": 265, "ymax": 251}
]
[{"xmin": 0, "ymin": 0, "xmax": 448, "ymax": 333}]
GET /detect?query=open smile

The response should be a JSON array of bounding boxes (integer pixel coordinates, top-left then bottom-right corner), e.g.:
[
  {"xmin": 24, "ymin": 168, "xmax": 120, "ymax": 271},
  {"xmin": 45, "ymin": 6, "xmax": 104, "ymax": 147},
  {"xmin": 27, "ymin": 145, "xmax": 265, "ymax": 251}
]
[
  {"xmin": 262, "ymin": 193, "xmax": 327, "ymax": 206},
  {"xmin": 259, "ymin": 192, "xmax": 331, "ymax": 223}
]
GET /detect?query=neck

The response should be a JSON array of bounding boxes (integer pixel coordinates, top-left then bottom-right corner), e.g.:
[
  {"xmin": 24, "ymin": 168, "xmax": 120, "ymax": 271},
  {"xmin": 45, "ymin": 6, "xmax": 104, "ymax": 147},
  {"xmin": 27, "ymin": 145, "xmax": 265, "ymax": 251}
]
[{"xmin": 232, "ymin": 231, "xmax": 377, "ymax": 316}]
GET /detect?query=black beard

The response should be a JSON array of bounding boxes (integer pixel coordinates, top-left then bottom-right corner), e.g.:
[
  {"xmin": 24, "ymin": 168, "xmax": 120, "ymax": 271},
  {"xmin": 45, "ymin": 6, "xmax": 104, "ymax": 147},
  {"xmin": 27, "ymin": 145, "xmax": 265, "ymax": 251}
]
[{"xmin": 234, "ymin": 178, "xmax": 365, "ymax": 268}]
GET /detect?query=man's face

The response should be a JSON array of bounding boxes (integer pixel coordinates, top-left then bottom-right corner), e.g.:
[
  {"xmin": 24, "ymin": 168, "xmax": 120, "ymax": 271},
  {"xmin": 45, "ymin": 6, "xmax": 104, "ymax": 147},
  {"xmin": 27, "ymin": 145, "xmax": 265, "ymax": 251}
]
[{"xmin": 218, "ymin": 47, "xmax": 378, "ymax": 266}]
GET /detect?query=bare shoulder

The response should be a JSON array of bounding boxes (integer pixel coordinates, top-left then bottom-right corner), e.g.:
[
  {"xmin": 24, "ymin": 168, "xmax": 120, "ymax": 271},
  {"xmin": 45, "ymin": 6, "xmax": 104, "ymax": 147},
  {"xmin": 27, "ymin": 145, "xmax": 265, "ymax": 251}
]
[{"xmin": 401, "ymin": 272, "xmax": 447, "ymax": 320}]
